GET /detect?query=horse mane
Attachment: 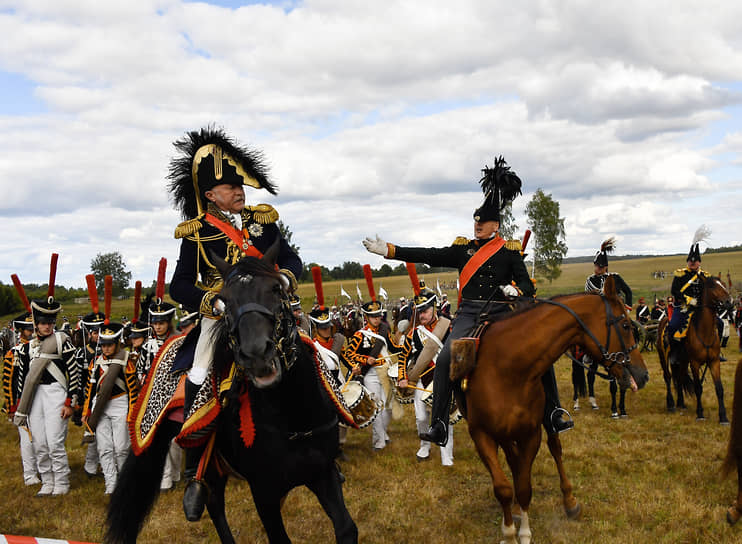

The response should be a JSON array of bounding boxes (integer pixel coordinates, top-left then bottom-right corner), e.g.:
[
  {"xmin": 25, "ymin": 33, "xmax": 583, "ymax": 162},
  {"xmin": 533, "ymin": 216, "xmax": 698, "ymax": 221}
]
[
  {"xmin": 229, "ymin": 255, "xmax": 283, "ymax": 281},
  {"xmin": 487, "ymin": 292, "xmax": 601, "ymax": 323}
]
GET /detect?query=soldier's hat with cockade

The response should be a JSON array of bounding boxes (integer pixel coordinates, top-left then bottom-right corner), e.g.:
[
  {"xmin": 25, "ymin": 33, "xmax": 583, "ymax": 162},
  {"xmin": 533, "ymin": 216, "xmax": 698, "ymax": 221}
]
[
  {"xmin": 308, "ymin": 266, "xmax": 332, "ymax": 326},
  {"xmin": 289, "ymin": 294, "xmax": 302, "ymax": 312},
  {"xmin": 593, "ymin": 238, "xmax": 615, "ymax": 268},
  {"xmin": 98, "ymin": 322, "xmax": 124, "ymax": 345},
  {"xmin": 12, "ymin": 312, "xmax": 34, "ymax": 331},
  {"xmin": 473, "ymin": 156, "xmax": 522, "ymax": 223},
  {"xmin": 178, "ymin": 305, "xmax": 200, "ymax": 331},
  {"xmin": 687, "ymin": 225, "xmax": 710, "ymax": 263},
  {"xmin": 168, "ymin": 126, "xmax": 276, "ymax": 220},
  {"xmin": 413, "ymin": 287, "xmax": 438, "ymax": 313}
]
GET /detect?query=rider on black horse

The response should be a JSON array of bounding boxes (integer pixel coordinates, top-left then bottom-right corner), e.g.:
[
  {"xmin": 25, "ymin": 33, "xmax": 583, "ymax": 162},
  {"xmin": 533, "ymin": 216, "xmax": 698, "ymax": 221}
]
[{"xmin": 167, "ymin": 127, "xmax": 302, "ymax": 521}]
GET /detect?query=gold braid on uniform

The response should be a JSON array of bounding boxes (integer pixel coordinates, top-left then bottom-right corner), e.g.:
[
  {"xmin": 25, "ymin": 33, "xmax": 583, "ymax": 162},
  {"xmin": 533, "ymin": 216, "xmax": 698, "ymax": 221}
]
[
  {"xmin": 200, "ymin": 290, "xmax": 222, "ymax": 319},
  {"xmin": 279, "ymin": 268, "xmax": 298, "ymax": 291},
  {"xmin": 246, "ymin": 204, "xmax": 279, "ymax": 224},
  {"xmin": 505, "ymin": 239, "xmax": 522, "ymax": 251},
  {"xmin": 174, "ymin": 215, "xmax": 204, "ymax": 239},
  {"xmin": 453, "ymin": 236, "xmax": 469, "ymax": 245}
]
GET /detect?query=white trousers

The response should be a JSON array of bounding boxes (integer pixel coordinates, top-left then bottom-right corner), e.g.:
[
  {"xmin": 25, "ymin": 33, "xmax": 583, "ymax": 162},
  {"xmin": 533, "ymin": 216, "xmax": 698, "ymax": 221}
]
[
  {"xmin": 84, "ymin": 440, "xmax": 99, "ymax": 475},
  {"xmin": 161, "ymin": 439, "xmax": 183, "ymax": 489},
  {"xmin": 363, "ymin": 367, "xmax": 391, "ymax": 450},
  {"xmin": 414, "ymin": 387, "xmax": 454, "ymax": 465},
  {"xmin": 94, "ymin": 394, "xmax": 131, "ymax": 493},
  {"xmin": 17, "ymin": 425, "xmax": 38, "ymax": 484},
  {"xmin": 188, "ymin": 316, "xmax": 218, "ymax": 385},
  {"xmin": 28, "ymin": 383, "xmax": 70, "ymax": 489}
]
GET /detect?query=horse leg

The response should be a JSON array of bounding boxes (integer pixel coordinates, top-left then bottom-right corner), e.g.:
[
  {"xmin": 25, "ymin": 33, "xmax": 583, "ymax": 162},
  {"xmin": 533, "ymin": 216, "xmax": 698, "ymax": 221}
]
[
  {"xmin": 305, "ymin": 463, "xmax": 358, "ymax": 544},
  {"xmin": 205, "ymin": 472, "xmax": 235, "ymax": 544},
  {"xmin": 469, "ymin": 427, "xmax": 517, "ymax": 544},
  {"xmin": 505, "ymin": 431, "xmax": 540, "ymax": 544},
  {"xmin": 658, "ymin": 329, "xmax": 677, "ymax": 412},
  {"xmin": 609, "ymin": 380, "xmax": 619, "ymax": 418},
  {"xmin": 728, "ymin": 457, "xmax": 742, "ymax": 525},
  {"xmin": 692, "ymin": 366, "xmax": 705, "ymax": 421},
  {"xmin": 252, "ymin": 490, "xmax": 291, "ymax": 544},
  {"xmin": 546, "ymin": 433, "xmax": 581, "ymax": 519},
  {"xmin": 619, "ymin": 387, "xmax": 627, "ymax": 417},
  {"xmin": 709, "ymin": 362, "xmax": 729, "ymax": 424}
]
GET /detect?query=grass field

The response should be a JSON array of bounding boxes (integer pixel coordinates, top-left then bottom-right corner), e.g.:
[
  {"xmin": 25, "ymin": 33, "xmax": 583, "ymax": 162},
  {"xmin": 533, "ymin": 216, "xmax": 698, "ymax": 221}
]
[{"xmin": 2, "ymin": 251, "xmax": 742, "ymax": 543}]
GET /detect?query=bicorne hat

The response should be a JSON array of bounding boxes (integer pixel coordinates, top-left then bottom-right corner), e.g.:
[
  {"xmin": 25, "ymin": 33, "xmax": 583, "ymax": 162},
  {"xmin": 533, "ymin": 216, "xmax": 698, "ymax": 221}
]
[
  {"xmin": 593, "ymin": 238, "xmax": 615, "ymax": 268},
  {"xmin": 687, "ymin": 225, "xmax": 710, "ymax": 263}
]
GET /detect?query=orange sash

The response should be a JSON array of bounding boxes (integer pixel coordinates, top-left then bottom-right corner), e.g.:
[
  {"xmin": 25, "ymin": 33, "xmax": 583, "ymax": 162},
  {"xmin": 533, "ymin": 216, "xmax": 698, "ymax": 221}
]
[
  {"xmin": 205, "ymin": 213, "xmax": 264, "ymax": 259},
  {"xmin": 457, "ymin": 236, "xmax": 506, "ymax": 305}
]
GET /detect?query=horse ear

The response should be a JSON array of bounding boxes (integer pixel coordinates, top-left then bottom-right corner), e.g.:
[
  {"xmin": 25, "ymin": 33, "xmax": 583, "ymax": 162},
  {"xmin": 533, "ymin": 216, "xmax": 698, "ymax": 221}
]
[
  {"xmin": 603, "ymin": 274, "xmax": 617, "ymax": 299},
  {"xmin": 209, "ymin": 250, "xmax": 232, "ymax": 278},
  {"xmin": 261, "ymin": 239, "xmax": 280, "ymax": 267}
]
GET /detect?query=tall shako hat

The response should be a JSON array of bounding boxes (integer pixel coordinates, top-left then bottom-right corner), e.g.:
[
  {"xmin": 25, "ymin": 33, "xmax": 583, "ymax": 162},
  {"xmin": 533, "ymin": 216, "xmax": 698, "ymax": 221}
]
[
  {"xmin": 687, "ymin": 225, "xmax": 710, "ymax": 263},
  {"xmin": 361, "ymin": 264, "xmax": 383, "ymax": 316},
  {"xmin": 309, "ymin": 266, "xmax": 331, "ymax": 326},
  {"xmin": 10, "ymin": 273, "xmax": 33, "ymax": 330},
  {"xmin": 149, "ymin": 258, "xmax": 176, "ymax": 322},
  {"xmin": 178, "ymin": 304, "xmax": 200, "ymax": 330},
  {"xmin": 593, "ymin": 238, "xmax": 615, "ymax": 268},
  {"xmin": 167, "ymin": 125, "xmax": 276, "ymax": 219},
  {"xmin": 82, "ymin": 274, "xmax": 106, "ymax": 329},
  {"xmin": 30, "ymin": 253, "xmax": 62, "ymax": 324},
  {"xmin": 98, "ymin": 275, "xmax": 123, "ymax": 344},
  {"xmin": 129, "ymin": 281, "xmax": 150, "ymax": 338},
  {"xmin": 289, "ymin": 293, "xmax": 302, "ymax": 310},
  {"xmin": 474, "ymin": 156, "xmax": 522, "ymax": 223}
]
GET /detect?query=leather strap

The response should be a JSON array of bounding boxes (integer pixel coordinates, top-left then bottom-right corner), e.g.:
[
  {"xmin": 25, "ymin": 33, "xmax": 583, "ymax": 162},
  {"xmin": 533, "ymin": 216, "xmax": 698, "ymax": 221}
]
[
  {"xmin": 458, "ymin": 236, "xmax": 506, "ymax": 304},
  {"xmin": 205, "ymin": 213, "xmax": 263, "ymax": 259}
]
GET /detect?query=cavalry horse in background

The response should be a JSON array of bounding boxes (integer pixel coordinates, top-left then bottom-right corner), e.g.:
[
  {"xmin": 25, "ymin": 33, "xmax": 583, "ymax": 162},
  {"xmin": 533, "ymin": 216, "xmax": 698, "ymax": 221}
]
[
  {"xmin": 105, "ymin": 242, "xmax": 357, "ymax": 544},
  {"xmin": 656, "ymin": 275, "xmax": 732, "ymax": 423},
  {"xmin": 722, "ymin": 358, "xmax": 742, "ymax": 525},
  {"xmin": 458, "ymin": 276, "xmax": 648, "ymax": 544}
]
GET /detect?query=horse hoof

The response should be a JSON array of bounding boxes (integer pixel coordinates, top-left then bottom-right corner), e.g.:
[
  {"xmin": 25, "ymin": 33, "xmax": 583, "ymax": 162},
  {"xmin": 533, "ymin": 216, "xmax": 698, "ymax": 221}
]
[
  {"xmin": 565, "ymin": 502, "xmax": 582, "ymax": 520},
  {"xmin": 727, "ymin": 506, "xmax": 740, "ymax": 525},
  {"xmin": 696, "ymin": 417, "xmax": 706, "ymax": 422},
  {"xmin": 720, "ymin": 420, "xmax": 730, "ymax": 426}
]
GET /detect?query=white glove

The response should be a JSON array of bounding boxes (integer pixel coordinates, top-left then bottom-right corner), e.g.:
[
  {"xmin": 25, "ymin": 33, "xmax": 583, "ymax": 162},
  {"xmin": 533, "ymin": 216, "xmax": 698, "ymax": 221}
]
[
  {"xmin": 686, "ymin": 296, "xmax": 697, "ymax": 307},
  {"xmin": 212, "ymin": 298, "xmax": 226, "ymax": 316},
  {"xmin": 500, "ymin": 284, "xmax": 519, "ymax": 298},
  {"xmin": 362, "ymin": 234, "xmax": 388, "ymax": 257}
]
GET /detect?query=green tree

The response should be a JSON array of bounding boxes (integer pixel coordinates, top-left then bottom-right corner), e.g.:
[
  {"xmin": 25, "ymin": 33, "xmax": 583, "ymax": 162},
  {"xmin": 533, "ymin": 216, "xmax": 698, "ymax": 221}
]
[
  {"xmin": 525, "ymin": 189, "xmax": 568, "ymax": 283},
  {"xmin": 498, "ymin": 202, "xmax": 518, "ymax": 239},
  {"xmin": 277, "ymin": 220, "xmax": 300, "ymax": 255},
  {"xmin": 0, "ymin": 283, "xmax": 23, "ymax": 315},
  {"xmin": 90, "ymin": 252, "xmax": 132, "ymax": 296}
]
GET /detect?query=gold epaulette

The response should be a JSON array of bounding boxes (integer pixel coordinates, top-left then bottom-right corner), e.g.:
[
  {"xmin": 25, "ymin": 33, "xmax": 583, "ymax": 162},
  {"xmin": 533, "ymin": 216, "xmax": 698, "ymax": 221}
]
[
  {"xmin": 505, "ymin": 239, "xmax": 522, "ymax": 251},
  {"xmin": 452, "ymin": 236, "xmax": 470, "ymax": 246},
  {"xmin": 674, "ymin": 268, "xmax": 687, "ymax": 277},
  {"xmin": 174, "ymin": 215, "xmax": 204, "ymax": 239},
  {"xmin": 247, "ymin": 204, "xmax": 279, "ymax": 225}
]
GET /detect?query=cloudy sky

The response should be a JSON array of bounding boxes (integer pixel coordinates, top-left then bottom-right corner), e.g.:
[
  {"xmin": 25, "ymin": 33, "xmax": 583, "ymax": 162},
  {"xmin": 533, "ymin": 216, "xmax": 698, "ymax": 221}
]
[{"xmin": 1, "ymin": 0, "xmax": 741, "ymax": 288}]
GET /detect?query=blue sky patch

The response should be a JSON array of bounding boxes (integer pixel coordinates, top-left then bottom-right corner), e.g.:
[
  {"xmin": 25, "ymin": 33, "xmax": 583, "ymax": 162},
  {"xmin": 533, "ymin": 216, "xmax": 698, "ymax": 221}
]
[{"xmin": 0, "ymin": 70, "xmax": 45, "ymax": 115}]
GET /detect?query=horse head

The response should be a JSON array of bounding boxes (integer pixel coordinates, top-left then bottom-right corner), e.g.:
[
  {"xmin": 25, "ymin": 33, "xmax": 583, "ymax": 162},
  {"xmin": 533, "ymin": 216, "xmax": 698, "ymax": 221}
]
[
  {"xmin": 213, "ymin": 240, "xmax": 297, "ymax": 389},
  {"xmin": 702, "ymin": 276, "xmax": 732, "ymax": 313},
  {"xmin": 596, "ymin": 275, "xmax": 649, "ymax": 392}
]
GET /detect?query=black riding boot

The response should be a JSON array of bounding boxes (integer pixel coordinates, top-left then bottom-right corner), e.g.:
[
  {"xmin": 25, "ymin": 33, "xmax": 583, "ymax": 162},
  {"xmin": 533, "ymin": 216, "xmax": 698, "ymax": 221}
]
[
  {"xmin": 182, "ymin": 378, "xmax": 208, "ymax": 522},
  {"xmin": 542, "ymin": 366, "xmax": 574, "ymax": 434},
  {"xmin": 668, "ymin": 339, "xmax": 682, "ymax": 367},
  {"xmin": 419, "ymin": 355, "xmax": 451, "ymax": 447}
]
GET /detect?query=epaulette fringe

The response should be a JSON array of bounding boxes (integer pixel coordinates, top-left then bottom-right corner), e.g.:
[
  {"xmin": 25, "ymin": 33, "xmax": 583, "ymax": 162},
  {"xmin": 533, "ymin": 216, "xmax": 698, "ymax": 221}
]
[
  {"xmin": 174, "ymin": 216, "xmax": 204, "ymax": 239},
  {"xmin": 674, "ymin": 268, "xmax": 686, "ymax": 277},
  {"xmin": 452, "ymin": 236, "xmax": 470, "ymax": 246},
  {"xmin": 505, "ymin": 240, "xmax": 522, "ymax": 251},
  {"xmin": 248, "ymin": 204, "xmax": 279, "ymax": 225}
]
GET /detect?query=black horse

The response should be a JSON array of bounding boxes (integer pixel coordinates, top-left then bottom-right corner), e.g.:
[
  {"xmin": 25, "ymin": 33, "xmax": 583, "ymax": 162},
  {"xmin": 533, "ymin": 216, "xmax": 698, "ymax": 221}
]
[{"xmin": 105, "ymin": 243, "xmax": 357, "ymax": 543}]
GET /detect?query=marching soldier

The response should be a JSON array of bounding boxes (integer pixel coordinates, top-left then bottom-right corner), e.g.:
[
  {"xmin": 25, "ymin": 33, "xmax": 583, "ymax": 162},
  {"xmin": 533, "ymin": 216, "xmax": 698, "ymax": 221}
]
[
  {"xmin": 363, "ymin": 156, "xmax": 572, "ymax": 446},
  {"xmin": 291, "ymin": 294, "xmax": 311, "ymax": 334},
  {"xmin": 76, "ymin": 309, "xmax": 105, "ymax": 477},
  {"xmin": 167, "ymin": 127, "xmax": 301, "ymax": 520},
  {"xmin": 636, "ymin": 297, "xmax": 650, "ymax": 324},
  {"xmin": 2, "ymin": 311, "xmax": 40, "ymax": 486},
  {"xmin": 667, "ymin": 226, "xmax": 711, "ymax": 366},
  {"xmin": 177, "ymin": 305, "xmax": 200, "ymax": 335},
  {"xmin": 438, "ymin": 292, "xmax": 452, "ymax": 320},
  {"xmin": 82, "ymin": 321, "xmax": 139, "ymax": 494},
  {"xmin": 651, "ymin": 298, "xmax": 667, "ymax": 321},
  {"xmin": 397, "ymin": 286, "xmax": 453, "ymax": 465},
  {"xmin": 13, "ymin": 286, "xmax": 79, "ymax": 496}
]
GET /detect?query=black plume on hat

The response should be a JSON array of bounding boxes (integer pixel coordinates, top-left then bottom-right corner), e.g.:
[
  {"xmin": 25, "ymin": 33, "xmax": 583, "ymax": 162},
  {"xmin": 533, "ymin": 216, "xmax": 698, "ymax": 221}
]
[
  {"xmin": 593, "ymin": 238, "xmax": 615, "ymax": 267},
  {"xmin": 474, "ymin": 156, "xmax": 522, "ymax": 223},
  {"xmin": 168, "ymin": 126, "xmax": 276, "ymax": 219}
]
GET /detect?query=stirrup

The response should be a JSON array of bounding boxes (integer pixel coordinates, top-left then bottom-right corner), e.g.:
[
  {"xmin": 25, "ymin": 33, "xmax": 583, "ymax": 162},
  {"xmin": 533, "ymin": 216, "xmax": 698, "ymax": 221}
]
[{"xmin": 550, "ymin": 408, "xmax": 574, "ymax": 433}]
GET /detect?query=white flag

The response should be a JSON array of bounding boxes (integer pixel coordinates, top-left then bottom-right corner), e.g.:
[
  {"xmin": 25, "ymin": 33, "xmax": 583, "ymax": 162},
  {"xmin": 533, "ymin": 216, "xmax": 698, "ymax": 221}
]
[
  {"xmin": 356, "ymin": 283, "xmax": 363, "ymax": 301},
  {"xmin": 379, "ymin": 285, "xmax": 388, "ymax": 301},
  {"xmin": 340, "ymin": 285, "xmax": 351, "ymax": 300},
  {"xmin": 436, "ymin": 278, "xmax": 443, "ymax": 297}
]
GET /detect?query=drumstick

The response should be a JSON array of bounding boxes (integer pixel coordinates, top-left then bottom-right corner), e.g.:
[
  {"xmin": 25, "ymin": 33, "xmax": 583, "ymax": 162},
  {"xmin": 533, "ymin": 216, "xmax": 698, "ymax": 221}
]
[{"xmin": 402, "ymin": 384, "xmax": 433, "ymax": 393}]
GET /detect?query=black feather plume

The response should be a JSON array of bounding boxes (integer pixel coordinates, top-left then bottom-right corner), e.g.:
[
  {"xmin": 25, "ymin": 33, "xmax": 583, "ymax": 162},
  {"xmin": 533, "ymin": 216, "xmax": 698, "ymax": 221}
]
[
  {"xmin": 479, "ymin": 155, "xmax": 522, "ymax": 210},
  {"xmin": 167, "ymin": 125, "xmax": 275, "ymax": 219},
  {"xmin": 600, "ymin": 238, "xmax": 616, "ymax": 254}
]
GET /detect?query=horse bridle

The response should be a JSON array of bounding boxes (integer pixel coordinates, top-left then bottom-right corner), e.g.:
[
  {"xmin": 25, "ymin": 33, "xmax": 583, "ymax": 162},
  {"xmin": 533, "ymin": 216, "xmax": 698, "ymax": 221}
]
[
  {"xmin": 221, "ymin": 270, "xmax": 298, "ymax": 373},
  {"xmin": 536, "ymin": 295, "xmax": 638, "ymax": 373}
]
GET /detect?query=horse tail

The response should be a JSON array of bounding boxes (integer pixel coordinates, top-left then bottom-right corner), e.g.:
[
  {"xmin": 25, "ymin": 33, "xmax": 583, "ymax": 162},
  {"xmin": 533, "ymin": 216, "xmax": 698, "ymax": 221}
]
[
  {"xmin": 675, "ymin": 360, "xmax": 696, "ymax": 397},
  {"xmin": 104, "ymin": 419, "xmax": 180, "ymax": 544},
  {"xmin": 571, "ymin": 361, "xmax": 587, "ymax": 398},
  {"xmin": 722, "ymin": 358, "xmax": 742, "ymax": 479}
]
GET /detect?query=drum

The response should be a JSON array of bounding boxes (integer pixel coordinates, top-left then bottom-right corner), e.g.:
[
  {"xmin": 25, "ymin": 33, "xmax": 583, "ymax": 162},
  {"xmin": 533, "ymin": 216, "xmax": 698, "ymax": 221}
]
[
  {"xmin": 341, "ymin": 381, "xmax": 381, "ymax": 429},
  {"xmin": 395, "ymin": 385, "xmax": 415, "ymax": 405}
]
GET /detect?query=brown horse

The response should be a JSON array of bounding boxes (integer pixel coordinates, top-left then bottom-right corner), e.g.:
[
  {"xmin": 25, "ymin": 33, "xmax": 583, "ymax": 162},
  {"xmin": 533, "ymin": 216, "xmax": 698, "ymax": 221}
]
[
  {"xmin": 722, "ymin": 358, "xmax": 742, "ymax": 524},
  {"xmin": 656, "ymin": 276, "xmax": 731, "ymax": 423},
  {"xmin": 463, "ymin": 275, "xmax": 648, "ymax": 544}
]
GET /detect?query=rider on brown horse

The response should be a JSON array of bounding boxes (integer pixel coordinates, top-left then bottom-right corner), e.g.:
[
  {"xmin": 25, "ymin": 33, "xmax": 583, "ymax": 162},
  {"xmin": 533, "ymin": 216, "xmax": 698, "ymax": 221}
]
[{"xmin": 363, "ymin": 156, "xmax": 574, "ymax": 446}]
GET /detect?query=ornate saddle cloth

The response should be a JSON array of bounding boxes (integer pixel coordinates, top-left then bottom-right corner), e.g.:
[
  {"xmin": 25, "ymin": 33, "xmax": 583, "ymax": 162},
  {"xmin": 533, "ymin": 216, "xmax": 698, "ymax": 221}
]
[
  {"xmin": 130, "ymin": 332, "xmax": 357, "ymax": 455},
  {"xmin": 449, "ymin": 321, "xmax": 491, "ymax": 383}
]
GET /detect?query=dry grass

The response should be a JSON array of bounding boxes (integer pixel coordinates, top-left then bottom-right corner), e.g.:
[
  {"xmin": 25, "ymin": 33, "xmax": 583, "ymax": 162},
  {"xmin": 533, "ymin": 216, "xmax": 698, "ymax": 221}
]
[{"xmin": 2, "ymin": 338, "xmax": 742, "ymax": 543}]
